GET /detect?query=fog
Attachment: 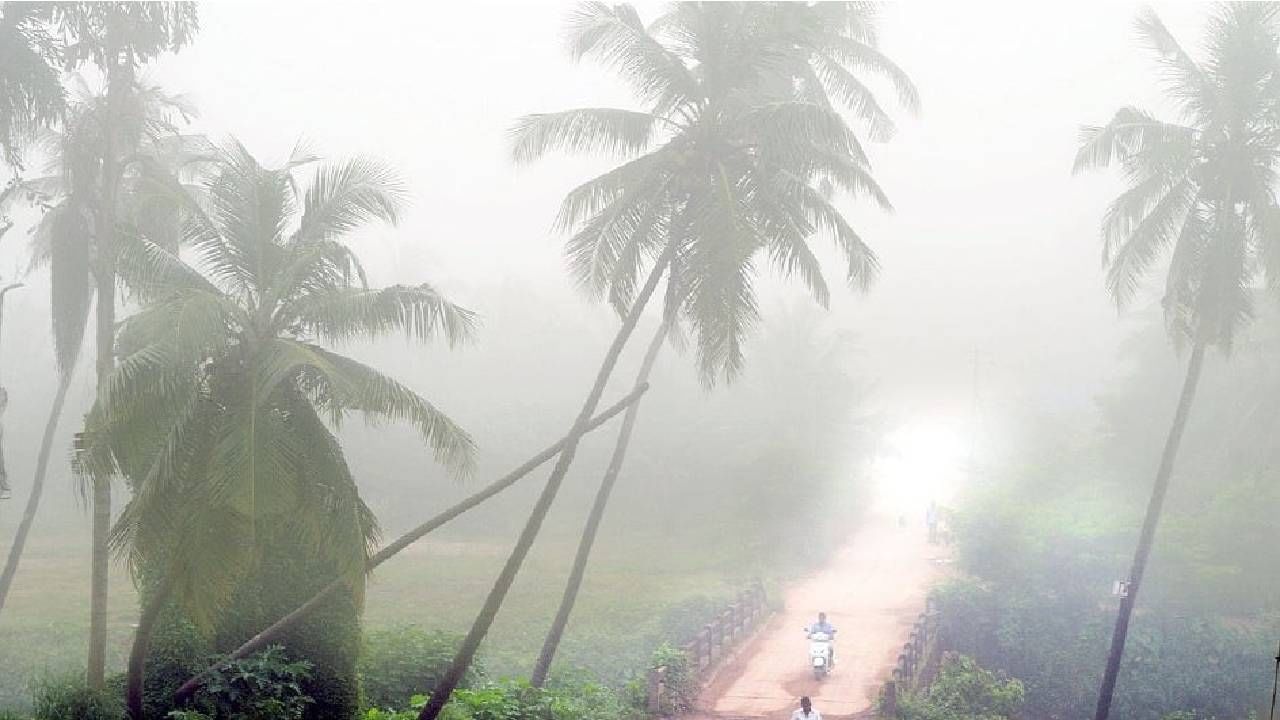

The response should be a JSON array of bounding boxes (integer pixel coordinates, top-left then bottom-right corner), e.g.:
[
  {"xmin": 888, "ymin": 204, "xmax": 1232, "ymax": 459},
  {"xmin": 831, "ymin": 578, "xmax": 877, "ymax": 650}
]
[{"xmin": 1, "ymin": 3, "xmax": 1277, "ymax": 720}]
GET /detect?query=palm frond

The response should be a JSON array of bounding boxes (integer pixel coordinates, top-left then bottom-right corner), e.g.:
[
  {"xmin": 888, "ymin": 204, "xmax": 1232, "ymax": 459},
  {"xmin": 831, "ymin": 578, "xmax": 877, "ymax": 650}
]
[
  {"xmin": 1073, "ymin": 107, "xmax": 1197, "ymax": 175},
  {"xmin": 511, "ymin": 108, "xmax": 662, "ymax": 165},
  {"xmin": 566, "ymin": 1, "xmax": 698, "ymax": 109},
  {"xmin": 1106, "ymin": 181, "xmax": 1198, "ymax": 308},
  {"xmin": 297, "ymin": 156, "xmax": 406, "ymax": 241},
  {"xmin": 289, "ymin": 283, "xmax": 478, "ymax": 346},
  {"xmin": 48, "ymin": 201, "xmax": 93, "ymax": 376}
]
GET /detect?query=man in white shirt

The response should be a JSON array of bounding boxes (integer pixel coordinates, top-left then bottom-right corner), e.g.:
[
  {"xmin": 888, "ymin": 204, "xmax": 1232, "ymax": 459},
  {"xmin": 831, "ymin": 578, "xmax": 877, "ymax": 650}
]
[{"xmin": 791, "ymin": 696, "xmax": 822, "ymax": 720}]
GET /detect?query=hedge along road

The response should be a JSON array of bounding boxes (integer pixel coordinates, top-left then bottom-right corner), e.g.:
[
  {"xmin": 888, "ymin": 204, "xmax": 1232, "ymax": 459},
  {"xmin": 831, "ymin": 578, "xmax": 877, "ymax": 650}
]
[{"xmin": 692, "ymin": 492, "xmax": 948, "ymax": 720}]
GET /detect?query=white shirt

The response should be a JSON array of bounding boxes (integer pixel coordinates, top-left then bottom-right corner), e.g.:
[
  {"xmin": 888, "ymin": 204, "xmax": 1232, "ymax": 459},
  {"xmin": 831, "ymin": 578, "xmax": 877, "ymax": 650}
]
[{"xmin": 792, "ymin": 709, "xmax": 822, "ymax": 720}]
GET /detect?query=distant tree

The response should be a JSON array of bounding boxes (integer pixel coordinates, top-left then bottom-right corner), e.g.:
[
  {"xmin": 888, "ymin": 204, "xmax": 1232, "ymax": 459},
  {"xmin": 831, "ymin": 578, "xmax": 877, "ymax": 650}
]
[
  {"xmin": 0, "ymin": 79, "xmax": 204, "ymax": 644},
  {"xmin": 1073, "ymin": 5, "xmax": 1280, "ymax": 719},
  {"xmin": 414, "ymin": 2, "xmax": 916, "ymax": 713},
  {"xmin": 74, "ymin": 141, "xmax": 477, "ymax": 720},
  {"xmin": 0, "ymin": 1, "xmax": 200, "ymax": 687}
]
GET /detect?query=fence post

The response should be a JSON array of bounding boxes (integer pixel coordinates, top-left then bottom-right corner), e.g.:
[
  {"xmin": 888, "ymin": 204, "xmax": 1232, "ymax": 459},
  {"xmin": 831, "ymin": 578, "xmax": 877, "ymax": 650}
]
[
  {"xmin": 882, "ymin": 680, "xmax": 897, "ymax": 718},
  {"xmin": 647, "ymin": 667, "xmax": 663, "ymax": 715}
]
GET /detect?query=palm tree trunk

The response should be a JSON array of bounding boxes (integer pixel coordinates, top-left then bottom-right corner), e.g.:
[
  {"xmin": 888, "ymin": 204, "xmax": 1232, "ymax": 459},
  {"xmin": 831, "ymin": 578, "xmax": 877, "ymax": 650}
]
[
  {"xmin": 417, "ymin": 249, "xmax": 674, "ymax": 720},
  {"xmin": 1093, "ymin": 340, "xmax": 1207, "ymax": 720},
  {"xmin": 0, "ymin": 371, "xmax": 74, "ymax": 613},
  {"xmin": 126, "ymin": 573, "xmax": 174, "ymax": 720},
  {"xmin": 531, "ymin": 310, "xmax": 673, "ymax": 686},
  {"xmin": 171, "ymin": 384, "xmax": 650, "ymax": 706},
  {"xmin": 86, "ymin": 275, "xmax": 115, "ymax": 689}
]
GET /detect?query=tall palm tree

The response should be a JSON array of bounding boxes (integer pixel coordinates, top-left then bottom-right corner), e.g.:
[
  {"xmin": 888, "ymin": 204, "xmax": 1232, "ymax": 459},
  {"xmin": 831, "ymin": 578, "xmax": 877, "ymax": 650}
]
[
  {"xmin": 73, "ymin": 140, "xmax": 477, "ymax": 719},
  {"xmin": 1073, "ymin": 5, "xmax": 1280, "ymax": 718},
  {"xmin": 3, "ymin": 3, "xmax": 201, "ymax": 686},
  {"xmin": 420, "ymin": 3, "xmax": 916, "ymax": 715},
  {"xmin": 523, "ymin": 1, "xmax": 915, "ymax": 685},
  {"xmin": 0, "ymin": 80, "xmax": 203, "ymax": 630}
]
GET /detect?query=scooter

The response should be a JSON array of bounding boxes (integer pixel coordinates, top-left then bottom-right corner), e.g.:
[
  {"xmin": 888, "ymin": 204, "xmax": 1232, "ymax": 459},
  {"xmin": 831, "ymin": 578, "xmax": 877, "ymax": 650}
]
[{"xmin": 807, "ymin": 630, "xmax": 833, "ymax": 680}]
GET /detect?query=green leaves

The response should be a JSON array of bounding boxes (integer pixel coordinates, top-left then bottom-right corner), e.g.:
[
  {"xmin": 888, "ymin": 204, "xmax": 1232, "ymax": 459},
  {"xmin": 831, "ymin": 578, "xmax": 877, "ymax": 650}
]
[
  {"xmin": 1077, "ymin": 5, "xmax": 1280, "ymax": 348},
  {"xmin": 531, "ymin": 2, "xmax": 910, "ymax": 383},
  {"xmin": 288, "ymin": 283, "xmax": 477, "ymax": 347},
  {"xmin": 83, "ymin": 142, "xmax": 475, "ymax": 626}
]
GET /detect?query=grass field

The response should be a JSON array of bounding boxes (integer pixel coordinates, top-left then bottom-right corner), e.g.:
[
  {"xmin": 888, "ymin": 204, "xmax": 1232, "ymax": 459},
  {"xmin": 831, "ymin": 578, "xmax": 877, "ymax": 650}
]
[{"xmin": 0, "ymin": 515, "xmax": 763, "ymax": 712}]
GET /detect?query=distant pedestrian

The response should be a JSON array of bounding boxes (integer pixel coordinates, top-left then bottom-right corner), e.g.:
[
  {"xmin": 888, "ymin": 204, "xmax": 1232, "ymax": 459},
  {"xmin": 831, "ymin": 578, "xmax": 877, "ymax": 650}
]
[
  {"xmin": 926, "ymin": 501, "xmax": 939, "ymax": 544},
  {"xmin": 792, "ymin": 696, "xmax": 822, "ymax": 720}
]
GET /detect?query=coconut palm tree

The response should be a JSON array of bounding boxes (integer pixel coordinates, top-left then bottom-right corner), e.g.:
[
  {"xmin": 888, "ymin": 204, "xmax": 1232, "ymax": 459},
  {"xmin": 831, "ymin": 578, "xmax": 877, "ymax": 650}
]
[
  {"xmin": 0, "ymin": 80, "xmax": 205, "ymax": 634},
  {"xmin": 419, "ymin": 3, "xmax": 916, "ymax": 714},
  {"xmin": 72, "ymin": 140, "xmax": 477, "ymax": 719},
  {"xmin": 523, "ymin": 1, "xmax": 915, "ymax": 685},
  {"xmin": 0, "ymin": 3, "xmax": 201, "ymax": 685},
  {"xmin": 1073, "ymin": 5, "xmax": 1280, "ymax": 718}
]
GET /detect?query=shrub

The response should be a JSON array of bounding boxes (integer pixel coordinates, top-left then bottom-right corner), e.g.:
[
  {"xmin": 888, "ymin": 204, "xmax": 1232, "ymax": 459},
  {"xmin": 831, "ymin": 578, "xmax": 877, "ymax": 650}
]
[
  {"xmin": 360, "ymin": 678, "xmax": 642, "ymax": 720},
  {"xmin": 647, "ymin": 644, "xmax": 695, "ymax": 716},
  {"xmin": 358, "ymin": 628, "xmax": 480, "ymax": 711},
  {"xmin": 29, "ymin": 676, "xmax": 125, "ymax": 720},
  {"xmin": 188, "ymin": 645, "xmax": 312, "ymax": 720},
  {"xmin": 899, "ymin": 654, "xmax": 1024, "ymax": 720}
]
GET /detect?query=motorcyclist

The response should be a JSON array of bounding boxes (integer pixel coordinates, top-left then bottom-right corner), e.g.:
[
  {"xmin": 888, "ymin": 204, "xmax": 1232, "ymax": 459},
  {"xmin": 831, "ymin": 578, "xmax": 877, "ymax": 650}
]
[{"xmin": 806, "ymin": 612, "xmax": 836, "ymax": 666}]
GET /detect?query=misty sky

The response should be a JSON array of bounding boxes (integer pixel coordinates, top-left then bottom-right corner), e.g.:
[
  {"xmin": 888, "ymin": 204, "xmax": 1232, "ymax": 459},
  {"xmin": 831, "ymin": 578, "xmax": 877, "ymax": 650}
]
[{"xmin": 5, "ymin": 2, "xmax": 1213, "ymax": 455}]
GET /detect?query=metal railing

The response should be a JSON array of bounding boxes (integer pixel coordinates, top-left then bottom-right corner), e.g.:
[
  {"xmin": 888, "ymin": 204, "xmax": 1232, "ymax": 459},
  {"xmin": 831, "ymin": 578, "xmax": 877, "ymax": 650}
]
[{"xmin": 646, "ymin": 581, "xmax": 770, "ymax": 716}]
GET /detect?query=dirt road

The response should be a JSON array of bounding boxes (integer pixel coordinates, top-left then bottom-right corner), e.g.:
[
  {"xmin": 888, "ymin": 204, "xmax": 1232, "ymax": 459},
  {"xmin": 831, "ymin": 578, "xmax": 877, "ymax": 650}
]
[{"xmin": 694, "ymin": 502, "xmax": 945, "ymax": 720}]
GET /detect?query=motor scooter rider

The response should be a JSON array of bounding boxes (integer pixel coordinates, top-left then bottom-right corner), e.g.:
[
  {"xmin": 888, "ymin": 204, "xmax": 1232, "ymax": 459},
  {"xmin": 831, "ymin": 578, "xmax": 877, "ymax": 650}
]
[{"xmin": 806, "ymin": 612, "xmax": 836, "ymax": 666}]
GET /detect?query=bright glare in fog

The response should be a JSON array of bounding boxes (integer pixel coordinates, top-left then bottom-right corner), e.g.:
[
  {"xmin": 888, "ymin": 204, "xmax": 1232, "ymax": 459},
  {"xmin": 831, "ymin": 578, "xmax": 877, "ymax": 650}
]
[{"xmin": 873, "ymin": 420, "xmax": 969, "ymax": 513}]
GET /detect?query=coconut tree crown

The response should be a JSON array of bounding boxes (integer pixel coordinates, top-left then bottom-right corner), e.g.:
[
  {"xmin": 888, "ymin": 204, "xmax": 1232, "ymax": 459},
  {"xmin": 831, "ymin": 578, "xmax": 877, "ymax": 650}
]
[
  {"xmin": 1074, "ymin": 3, "xmax": 1280, "ymax": 351},
  {"xmin": 513, "ymin": 1, "xmax": 917, "ymax": 383},
  {"xmin": 79, "ymin": 141, "xmax": 476, "ymax": 626}
]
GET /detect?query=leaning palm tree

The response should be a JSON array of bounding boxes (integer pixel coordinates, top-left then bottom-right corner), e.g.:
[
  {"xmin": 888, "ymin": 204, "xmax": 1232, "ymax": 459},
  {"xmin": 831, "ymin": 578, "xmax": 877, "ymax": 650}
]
[
  {"xmin": 420, "ymin": 3, "xmax": 916, "ymax": 715},
  {"xmin": 74, "ymin": 140, "xmax": 477, "ymax": 720},
  {"xmin": 524, "ymin": 1, "xmax": 916, "ymax": 685},
  {"xmin": 1073, "ymin": 5, "xmax": 1280, "ymax": 719},
  {"xmin": 0, "ymin": 3, "xmax": 64, "ymax": 168}
]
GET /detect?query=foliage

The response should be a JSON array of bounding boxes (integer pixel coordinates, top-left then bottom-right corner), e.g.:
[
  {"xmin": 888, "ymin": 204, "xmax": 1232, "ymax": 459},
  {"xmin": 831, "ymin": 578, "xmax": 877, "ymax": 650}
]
[
  {"xmin": 647, "ymin": 644, "xmax": 694, "ymax": 716},
  {"xmin": 1074, "ymin": 3, "xmax": 1280, "ymax": 349},
  {"xmin": 898, "ymin": 654, "xmax": 1023, "ymax": 720},
  {"xmin": 362, "ymin": 678, "xmax": 642, "ymax": 720},
  {"xmin": 515, "ymin": 1, "xmax": 914, "ymax": 383},
  {"xmin": 29, "ymin": 676, "xmax": 125, "ymax": 720},
  {"xmin": 359, "ymin": 628, "xmax": 481, "ymax": 711},
  {"xmin": 75, "ymin": 139, "xmax": 477, "ymax": 629},
  {"xmin": 186, "ymin": 646, "xmax": 312, "ymax": 720},
  {"xmin": 0, "ymin": 4, "xmax": 64, "ymax": 166},
  {"xmin": 938, "ymin": 479, "xmax": 1276, "ymax": 720}
]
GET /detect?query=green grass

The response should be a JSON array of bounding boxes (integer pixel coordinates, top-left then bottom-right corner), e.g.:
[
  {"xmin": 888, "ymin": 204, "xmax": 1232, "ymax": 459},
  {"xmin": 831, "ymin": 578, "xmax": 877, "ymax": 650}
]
[{"xmin": 0, "ymin": 521, "xmax": 754, "ymax": 712}]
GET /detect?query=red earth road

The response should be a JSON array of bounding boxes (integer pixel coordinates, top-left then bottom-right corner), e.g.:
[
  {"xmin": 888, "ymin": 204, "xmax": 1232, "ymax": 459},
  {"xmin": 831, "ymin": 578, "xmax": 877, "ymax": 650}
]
[{"xmin": 691, "ymin": 505, "xmax": 946, "ymax": 720}]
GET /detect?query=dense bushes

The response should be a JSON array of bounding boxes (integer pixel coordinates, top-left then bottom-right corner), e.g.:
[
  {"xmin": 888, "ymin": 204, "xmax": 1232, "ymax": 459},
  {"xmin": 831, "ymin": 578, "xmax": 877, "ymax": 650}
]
[
  {"xmin": 361, "ymin": 677, "xmax": 642, "ymax": 720},
  {"xmin": 28, "ymin": 676, "xmax": 125, "ymax": 720},
  {"xmin": 938, "ymin": 500, "xmax": 1275, "ymax": 720},
  {"xmin": 899, "ymin": 654, "xmax": 1023, "ymax": 720},
  {"xmin": 359, "ymin": 628, "xmax": 480, "ymax": 711},
  {"xmin": 184, "ymin": 646, "xmax": 314, "ymax": 720}
]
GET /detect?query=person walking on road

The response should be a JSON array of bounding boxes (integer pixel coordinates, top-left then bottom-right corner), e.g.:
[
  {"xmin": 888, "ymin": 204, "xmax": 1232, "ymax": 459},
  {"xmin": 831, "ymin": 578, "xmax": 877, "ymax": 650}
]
[
  {"xmin": 792, "ymin": 696, "xmax": 822, "ymax": 720},
  {"xmin": 926, "ymin": 501, "xmax": 939, "ymax": 544}
]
